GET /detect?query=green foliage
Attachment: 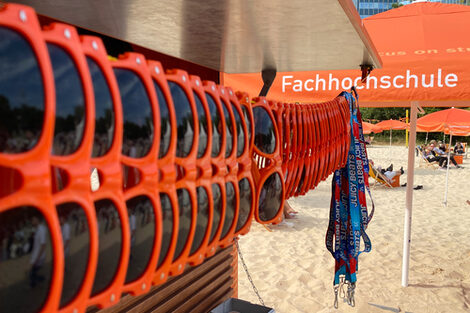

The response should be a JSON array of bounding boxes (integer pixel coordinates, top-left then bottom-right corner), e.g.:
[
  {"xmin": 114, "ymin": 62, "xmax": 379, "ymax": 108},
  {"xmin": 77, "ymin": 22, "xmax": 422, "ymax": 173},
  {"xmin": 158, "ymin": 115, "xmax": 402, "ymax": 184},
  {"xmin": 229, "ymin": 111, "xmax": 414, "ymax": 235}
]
[{"xmin": 391, "ymin": 3, "xmax": 403, "ymax": 9}]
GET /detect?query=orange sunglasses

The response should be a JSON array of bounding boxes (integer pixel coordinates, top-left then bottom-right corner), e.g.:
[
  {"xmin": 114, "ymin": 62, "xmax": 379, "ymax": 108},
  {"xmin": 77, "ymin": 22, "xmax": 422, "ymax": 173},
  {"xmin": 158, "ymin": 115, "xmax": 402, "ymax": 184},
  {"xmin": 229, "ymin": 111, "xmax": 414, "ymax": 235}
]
[{"xmin": 0, "ymin": 5, "xmax": 62, "ymax": 313}]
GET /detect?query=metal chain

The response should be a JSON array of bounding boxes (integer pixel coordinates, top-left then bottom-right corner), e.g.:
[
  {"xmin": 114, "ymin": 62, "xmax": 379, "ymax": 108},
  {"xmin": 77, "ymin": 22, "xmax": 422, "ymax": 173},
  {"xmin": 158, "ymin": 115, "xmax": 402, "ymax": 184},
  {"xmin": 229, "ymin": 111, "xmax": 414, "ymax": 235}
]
[{"xmin": 235, "ymin": 239, "xmax": 265, "ymax": 306}]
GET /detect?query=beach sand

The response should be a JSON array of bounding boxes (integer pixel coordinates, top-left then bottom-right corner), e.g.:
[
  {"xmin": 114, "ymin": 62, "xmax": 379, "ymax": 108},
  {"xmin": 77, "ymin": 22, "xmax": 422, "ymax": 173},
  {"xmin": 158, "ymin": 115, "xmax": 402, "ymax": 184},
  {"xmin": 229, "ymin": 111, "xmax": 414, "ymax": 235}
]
[{"xmin": 237, "ymin": 145, "xmax": 470, "ymax": 313}]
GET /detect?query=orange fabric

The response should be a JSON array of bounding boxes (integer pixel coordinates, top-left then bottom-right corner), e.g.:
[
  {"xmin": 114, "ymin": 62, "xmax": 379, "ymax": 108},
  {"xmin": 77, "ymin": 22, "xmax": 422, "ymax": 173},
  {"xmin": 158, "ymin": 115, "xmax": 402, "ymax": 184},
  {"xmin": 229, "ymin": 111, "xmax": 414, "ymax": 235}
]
[
  {"xmin": 223, "ymin": 3, "xmax": 470, "ymax": 107},
  {"xmin": 416, "ymin": 108, "xmax": 470, "ymax": 132},
  {"xmin": 375, "ymin": 119, "xmax": 408, "ymax": 130},
  {"xmin": 362, "ymin": 122, "xmax": 382, "ymax": 134}
]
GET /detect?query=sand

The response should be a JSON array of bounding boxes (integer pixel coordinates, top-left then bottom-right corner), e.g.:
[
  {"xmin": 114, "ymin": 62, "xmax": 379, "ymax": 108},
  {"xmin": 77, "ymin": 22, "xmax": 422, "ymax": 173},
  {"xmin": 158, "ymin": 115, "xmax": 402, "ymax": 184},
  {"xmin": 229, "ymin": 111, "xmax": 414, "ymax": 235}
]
[{"xmin": 237, "ymin": 145, "xmax": 470, "ymax": 313}]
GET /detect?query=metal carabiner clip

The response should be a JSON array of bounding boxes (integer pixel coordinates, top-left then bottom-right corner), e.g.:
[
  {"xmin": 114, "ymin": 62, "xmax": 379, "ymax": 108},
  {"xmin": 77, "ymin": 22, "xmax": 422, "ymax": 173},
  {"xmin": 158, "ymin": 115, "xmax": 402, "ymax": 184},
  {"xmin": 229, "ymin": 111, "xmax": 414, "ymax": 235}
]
[{"xmin": 333, "ymin": 285, "xmax": 339, "ymax": 309}]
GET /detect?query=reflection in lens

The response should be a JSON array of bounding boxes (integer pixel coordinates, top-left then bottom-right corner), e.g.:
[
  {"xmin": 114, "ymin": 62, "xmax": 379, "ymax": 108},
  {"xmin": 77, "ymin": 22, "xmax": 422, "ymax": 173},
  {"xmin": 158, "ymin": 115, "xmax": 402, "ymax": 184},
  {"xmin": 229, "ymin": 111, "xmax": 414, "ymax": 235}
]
[
  {"xmin": 154, "ymin": 81, "xmax": 171, "ymax": 159},
  {"xmin": 253, "ymin": 107, "xmax": 276, "ymax": 154},
  {"xmin": 92, "ymin": 199, "xmax": 122, "ymax": 296},
  {"xmin": 125, "ymin": 196, "xmax": 155, "ymax": 283},
  {"xmin": 236, "ymin": 178, "xmax": 253, "ymax": 232},
  {"xmin": 194, "ymin": 92, "xmax": 208, "ymax": 158},
  {"xmin": 173, "ymin": 189, "xmax": 192, "ymax": 260},
  {"xmin": 205, "ymin": 94, "xmax": 222, "ymax": 157},
  {"xmin": 114, "ymin": 68, "xmax": 153, "ymax": 158},
  {"xmin": 57, "ymin": 203, "xmax": 89, "ymax": 307},
  {"xmin": 242, "ymin": 107, "xmax": 252, "ymax": 144},
  {"xmin": 258, "ymin": 172, "xmax": 283, "ymax": 222},
  {"xmin": 157, "ymin": 193, "xmax": 173, "ymax": 268},
  {"xmin": 209, "ymin": 183, "xmax": 222, "ymax": 242},
  {"xmin": 231, "ymin": 102, "xmax": 245, "ymax": 157},
  {"xmin": 190, "ymin": 187, "xmax": 209, "ymax": 255},
  {"xmin": 48, "ymin": 44, "xmax": 85, "ymax": 156},
  {"xmin": 168, "ymin": 82, "xmax": 194, "ymax": 158},
  {"xmin": 0, "ymin": 206, "xmax": 52, "ymax": 313},
  {"xmin": 0, "ymin": 28, "xmax": 44, "ymax": 154},
  {"xmin": 221, "ymin": 182, "xmax": 236, "ymax": 239},
  {"xmin": 221, "ymin": 100, "xmax": 233, "ymax": 157},
  {"xmin": 87, "ymin": 57, "xmax": 115, "ymax": 158}
]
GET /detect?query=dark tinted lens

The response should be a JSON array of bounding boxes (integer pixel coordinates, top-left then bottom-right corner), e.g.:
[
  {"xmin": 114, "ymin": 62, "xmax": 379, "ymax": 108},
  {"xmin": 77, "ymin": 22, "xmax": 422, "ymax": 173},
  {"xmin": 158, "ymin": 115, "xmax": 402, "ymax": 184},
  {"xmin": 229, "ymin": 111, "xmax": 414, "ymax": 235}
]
[
  {"xmin": 154, "ymin": 81, "xmax": 171, "ymax": 159},
  {"xmin": 92, "ymin": 199, "xmax": 122, "ymax": 295},
  {"xmin": 209, "ymin": 183, "xmax": 222, "ymax": 242},
  {"xmin": 168, "ymin": 82, "xmax": 194, "ymax": 158},
  {"xmin": 48, "ymin": 44, "xmax": 85, "ymax": 156},
  {"xmin": 57, "ymin": 203, "xmax": 89, "ymax": 307},
  {"xmin": 231, "ymin": 102, "xmax": 245, "ymax": 157},
  {"xmin": 194, "ymin": 92, "xmax": 208, "ymax": 159},
  {"xmin": 221, "ymin": 182, "xmax": 236, "ymax": 239},
  {"xmin": 157, "ymin": 193, "xmax": 173, "ymax": 268},
  {"xmin": 221, "ymin": 100, "xmax": 233, "ymax": 157},
  {"xmin": 87, "ymin": 57, "xmax": 115, "ymax": 158},
  {"xmin": 173, "ymin": 188, "xmax": 192, "ymax": 260},
  {"xmin": 114, "ymin": 68, "xmax": 153, "ymax": 158},
  {"xmin": 125, "ymin": 196, "xmax": 155, "ymax": 283},
  {"xmin": 258, "ymin": 172, "xmax": 283, "ymax": 222},
  {"xmin": 236, "ymin": 178, "xmax": 252, "ymax": 232},
  {"xmin": 190, "ymin": 187, "xmax": 209, "ymax": 255},
  {"xmin": 0, "ymin": 207, "xmax": 52, "ymax": 313},
  {"xmin": 253, "ymin": 107, "xmax": 276, "ymax": 154},
  {"xmin": 242, "ymin": 107, "xmax": 252, "ymax": 144},
  {"xmin": 0, "ymin": 28, "xmax": 44, "ymax": 154},
  {"xmin": 205, "ymin": 94, "xmax": 222, "ymax": 157}
]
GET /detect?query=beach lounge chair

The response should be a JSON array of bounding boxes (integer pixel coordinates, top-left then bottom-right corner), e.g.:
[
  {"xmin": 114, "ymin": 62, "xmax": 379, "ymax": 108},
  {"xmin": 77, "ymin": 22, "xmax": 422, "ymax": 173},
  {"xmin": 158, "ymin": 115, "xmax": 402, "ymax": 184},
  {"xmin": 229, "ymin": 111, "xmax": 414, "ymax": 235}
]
[
  {"xmin": 417, "ymin": 145, "xmax": 439, "ymax": 169},
  {"xmin": 368, "ymin": 163, "xmax": 400, "ymax": 188}
]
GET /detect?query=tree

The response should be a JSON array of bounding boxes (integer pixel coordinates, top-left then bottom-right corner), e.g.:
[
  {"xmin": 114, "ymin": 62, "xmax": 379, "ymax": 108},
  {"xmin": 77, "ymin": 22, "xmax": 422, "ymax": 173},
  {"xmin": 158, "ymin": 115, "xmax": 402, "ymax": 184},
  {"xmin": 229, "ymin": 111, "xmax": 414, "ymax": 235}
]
[{"xmin": 391, "ymin": 3, "xmax": 403, "ymax": 9}]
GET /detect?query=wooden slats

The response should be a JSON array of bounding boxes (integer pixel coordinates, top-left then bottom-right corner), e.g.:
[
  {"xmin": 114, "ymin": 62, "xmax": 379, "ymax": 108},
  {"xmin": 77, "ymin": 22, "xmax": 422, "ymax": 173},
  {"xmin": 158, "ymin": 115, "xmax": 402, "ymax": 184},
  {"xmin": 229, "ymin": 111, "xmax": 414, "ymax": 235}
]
[{"xmin": 90, "ymin": 243, "xmax": 236, "ymax": 313}]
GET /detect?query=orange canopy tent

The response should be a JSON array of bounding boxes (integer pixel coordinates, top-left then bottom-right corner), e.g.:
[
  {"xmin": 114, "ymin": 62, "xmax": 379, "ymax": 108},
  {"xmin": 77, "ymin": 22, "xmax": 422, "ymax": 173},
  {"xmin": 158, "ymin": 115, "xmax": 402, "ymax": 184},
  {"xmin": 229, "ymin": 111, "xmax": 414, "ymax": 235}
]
[
  {"xmin": 375, "ymin": 119, "xmax": 408, "ymax": 148},
  {"xmin": 416, "ymin": 108, "xmax": 470, "ymax": 132},
  {"xmin": 223, "ymin": 2, "xmax": 470, "ymax": 108},
  {"xmin": 362, "ymin": 122, "xmax": 383, "ymax": 135}
]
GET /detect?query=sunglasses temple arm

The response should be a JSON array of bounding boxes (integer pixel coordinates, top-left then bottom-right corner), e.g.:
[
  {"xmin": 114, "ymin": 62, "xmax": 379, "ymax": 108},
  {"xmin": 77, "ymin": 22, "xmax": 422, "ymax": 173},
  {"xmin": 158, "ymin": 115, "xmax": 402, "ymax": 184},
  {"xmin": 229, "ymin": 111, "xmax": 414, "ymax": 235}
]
[{"xmin": 258, "ymin": 68, "xmax": 277, "ymax": 97}]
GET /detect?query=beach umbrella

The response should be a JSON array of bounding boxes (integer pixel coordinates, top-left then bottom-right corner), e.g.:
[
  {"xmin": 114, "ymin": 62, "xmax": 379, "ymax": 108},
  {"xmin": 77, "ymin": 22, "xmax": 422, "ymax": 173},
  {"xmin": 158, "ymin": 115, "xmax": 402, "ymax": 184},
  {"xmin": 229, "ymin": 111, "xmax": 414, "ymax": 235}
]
[
  {"xmin": 417, "ymin": 108, "xmax": 470, "ymax": 206},
  {"xmin": 362, "ymin": 122, "xmax": 383, "ymax": 135},
  {"xmin": 375, "ymin": 119, "xmax": 408, "ymax": 147}
]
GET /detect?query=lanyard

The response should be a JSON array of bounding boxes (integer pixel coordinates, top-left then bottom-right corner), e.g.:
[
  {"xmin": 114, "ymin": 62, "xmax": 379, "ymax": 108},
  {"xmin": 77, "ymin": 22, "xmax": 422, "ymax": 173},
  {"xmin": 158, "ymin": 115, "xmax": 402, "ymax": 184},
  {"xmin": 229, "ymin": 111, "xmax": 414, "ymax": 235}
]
[{"xmin": 325, "ymin": 90, "xmax": 373, "ymax": 309}]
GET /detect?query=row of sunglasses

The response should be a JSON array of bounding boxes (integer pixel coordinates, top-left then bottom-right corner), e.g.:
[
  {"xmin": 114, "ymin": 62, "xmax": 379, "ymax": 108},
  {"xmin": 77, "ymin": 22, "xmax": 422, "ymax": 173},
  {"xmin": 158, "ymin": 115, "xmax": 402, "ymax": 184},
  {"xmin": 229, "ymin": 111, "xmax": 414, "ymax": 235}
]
[
  {"xmin": 0, "ymin": 3, "xmax": 351, "ymax": 313},
  {"xmin": 0, "ymin": 4, "xmax": 286, "ymax": 313},
  {"xmin": 270, "ymin": 98, "xmax": 351, "ymax": 199}
]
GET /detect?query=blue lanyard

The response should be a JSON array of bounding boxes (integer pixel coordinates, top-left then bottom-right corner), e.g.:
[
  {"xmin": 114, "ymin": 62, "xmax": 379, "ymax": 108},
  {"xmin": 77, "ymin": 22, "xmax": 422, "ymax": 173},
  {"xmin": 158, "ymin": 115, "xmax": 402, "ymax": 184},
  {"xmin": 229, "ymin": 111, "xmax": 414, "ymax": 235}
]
[{"xmin": 326, "ymin": 91, "xmax": 373, "ymax": 308}]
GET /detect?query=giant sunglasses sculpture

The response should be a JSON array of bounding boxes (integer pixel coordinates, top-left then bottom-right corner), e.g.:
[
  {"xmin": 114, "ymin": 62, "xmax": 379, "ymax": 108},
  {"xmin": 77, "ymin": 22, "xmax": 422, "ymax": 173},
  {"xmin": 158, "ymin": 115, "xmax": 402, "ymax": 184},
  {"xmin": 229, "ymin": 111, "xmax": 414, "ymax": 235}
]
[{"xmin": 0, "ymin": 3, "xmax": 358, "ymax": 313}]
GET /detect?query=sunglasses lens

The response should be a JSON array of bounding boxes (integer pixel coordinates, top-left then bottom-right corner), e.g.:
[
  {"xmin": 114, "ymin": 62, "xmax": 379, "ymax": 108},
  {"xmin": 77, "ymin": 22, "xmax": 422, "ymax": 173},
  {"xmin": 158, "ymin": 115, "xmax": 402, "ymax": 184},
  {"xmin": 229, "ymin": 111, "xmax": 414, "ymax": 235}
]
[
  {"xmin": 87, "ymin": 57, "xmax": 115, "ymax": 158},
  {"xmin": 0, "ymin": 28, "xmax": 44, "ymax": 154},
  {"xmin": 0, "ymin": 207, "xmax": 52, "ymax": 313},
  {"xmin": 236, "ymin": 178, "xmax": 252, "ymax": 232},
  {"xmin": 194, "ymin": 92, "xmax": 208, "ymax": 158},
  {"xmin": 190, "ymin": 187, "xmax": 209, "ymax": 255},
  {"xmin": 57, "ymin": 203, "xmax": 89, "ymax": 307},
  {"xmin": 221, "ymin": 101, "xmax": 233, "ymax": 157},
  {"xmin": 205, "ymin": 94, "xmax": 222, "ymax": 157},
  {"xmin": 154, "ymin": 82, "xmax": 171, "ymax": 159},
  {"xmin": 114, "ymin": 68, "xmax": 154, "ymax": 158},
  {"xmin": 173, "ymin": 188, "xmax": 192, "ymax": 260},
  {"xmin": 125, "ymin": 196, "xmax": 155, "ymax": 283},
  {"xmin": 221, "ymin": 182, "xmax": 236, "ymax": 239},
  {"xmin": 92, "ymin": 199, "xmax": 122, "ymax": 296},
  {"xmin": 259, "ymin": 172, "xmax": 283, "ymax": 222},
  {"xmin": 231, "ymin": 103, "xmax": 245, "ymax": 157},
  {"xmin": 157, "ymin": 193, "xmax": 173, "ymax": 268},
  {"xmin": 48, "ymin": 44, "xmax": 85, "ymax": 156},
  {"xmin": 209, "ymin": 183, "xmax": 222, "ymax": 242},
  {"xmin": 241, "ymin": 107, "xmax": 252, "ymax": 144},
  {"xmin": 168, "ymin": 82, "xmax": 194, "ymax": 158},
  {"xmin": 253, "ymin": 107, "xmax": 276, "ymax": 154}
]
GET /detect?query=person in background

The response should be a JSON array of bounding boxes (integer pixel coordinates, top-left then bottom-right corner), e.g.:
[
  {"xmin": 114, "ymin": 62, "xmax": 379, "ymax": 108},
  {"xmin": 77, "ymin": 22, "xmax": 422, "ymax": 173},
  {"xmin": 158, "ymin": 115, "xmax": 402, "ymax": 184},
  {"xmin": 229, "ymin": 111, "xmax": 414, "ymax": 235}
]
[
  {"xmin": 454, "ymin": 142, "xmax": 465, "ymax": 154},
  {"xmin": 430, "ymin": 143, "xmax": 461, "ymax": 169}
]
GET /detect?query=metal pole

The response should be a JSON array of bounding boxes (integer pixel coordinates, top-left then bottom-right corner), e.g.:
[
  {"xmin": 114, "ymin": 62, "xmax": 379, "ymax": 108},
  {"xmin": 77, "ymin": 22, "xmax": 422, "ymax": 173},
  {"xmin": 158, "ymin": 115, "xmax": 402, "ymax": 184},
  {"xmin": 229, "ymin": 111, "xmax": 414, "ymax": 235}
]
[
  {"xmin": 406, "ymin": 109, "xmax": 409, "ymax": 148},
  {"xmin": 425, "ymin": 132, "xmax": 428, "ymax": 145},
  {"xmin": 402, "ymin": 101, "xmax": 418, "ymax": 287},
  {"xmin": 444, "ymin": 133, "xmax": 453, "ymax": 207}
]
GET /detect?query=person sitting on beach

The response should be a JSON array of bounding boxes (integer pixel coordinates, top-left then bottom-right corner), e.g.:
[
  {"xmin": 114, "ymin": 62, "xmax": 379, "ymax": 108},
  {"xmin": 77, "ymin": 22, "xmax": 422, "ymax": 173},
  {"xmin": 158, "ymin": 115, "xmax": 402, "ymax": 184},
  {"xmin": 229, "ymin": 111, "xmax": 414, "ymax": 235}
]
[
  {"xmin": 454, "ymin": 142, "xmax": 465, "ymax": 154},
  {"xmin": 423, "ymin": 145, "xmax": 445, "ymax": 166},
  {"xmin": 369, "ymin": 160, "xmax": 403, "ymax": 184},
  {"xmin": 430, "ymin": 143, "xmax": 461, "ymax": 169}
]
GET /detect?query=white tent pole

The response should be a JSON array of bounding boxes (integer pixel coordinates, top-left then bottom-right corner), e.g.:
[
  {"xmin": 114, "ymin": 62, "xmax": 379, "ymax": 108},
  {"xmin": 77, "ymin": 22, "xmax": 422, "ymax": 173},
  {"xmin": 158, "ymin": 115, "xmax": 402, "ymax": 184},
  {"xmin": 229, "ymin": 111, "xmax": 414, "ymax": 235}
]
[
  {"xmin": 444, "ymin": 132, "xmax": 452, "ymax": 207},
  {"xmin": 425, "ymin": 132, "xmax": 428, "ymax": 145},
  {"xmin": 390, "ymin": 128, "xmax": 392, "ymax": 147},
  {"xmin": 402, "ymin": 101, "xmax": 418, "ymax": 287}
]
